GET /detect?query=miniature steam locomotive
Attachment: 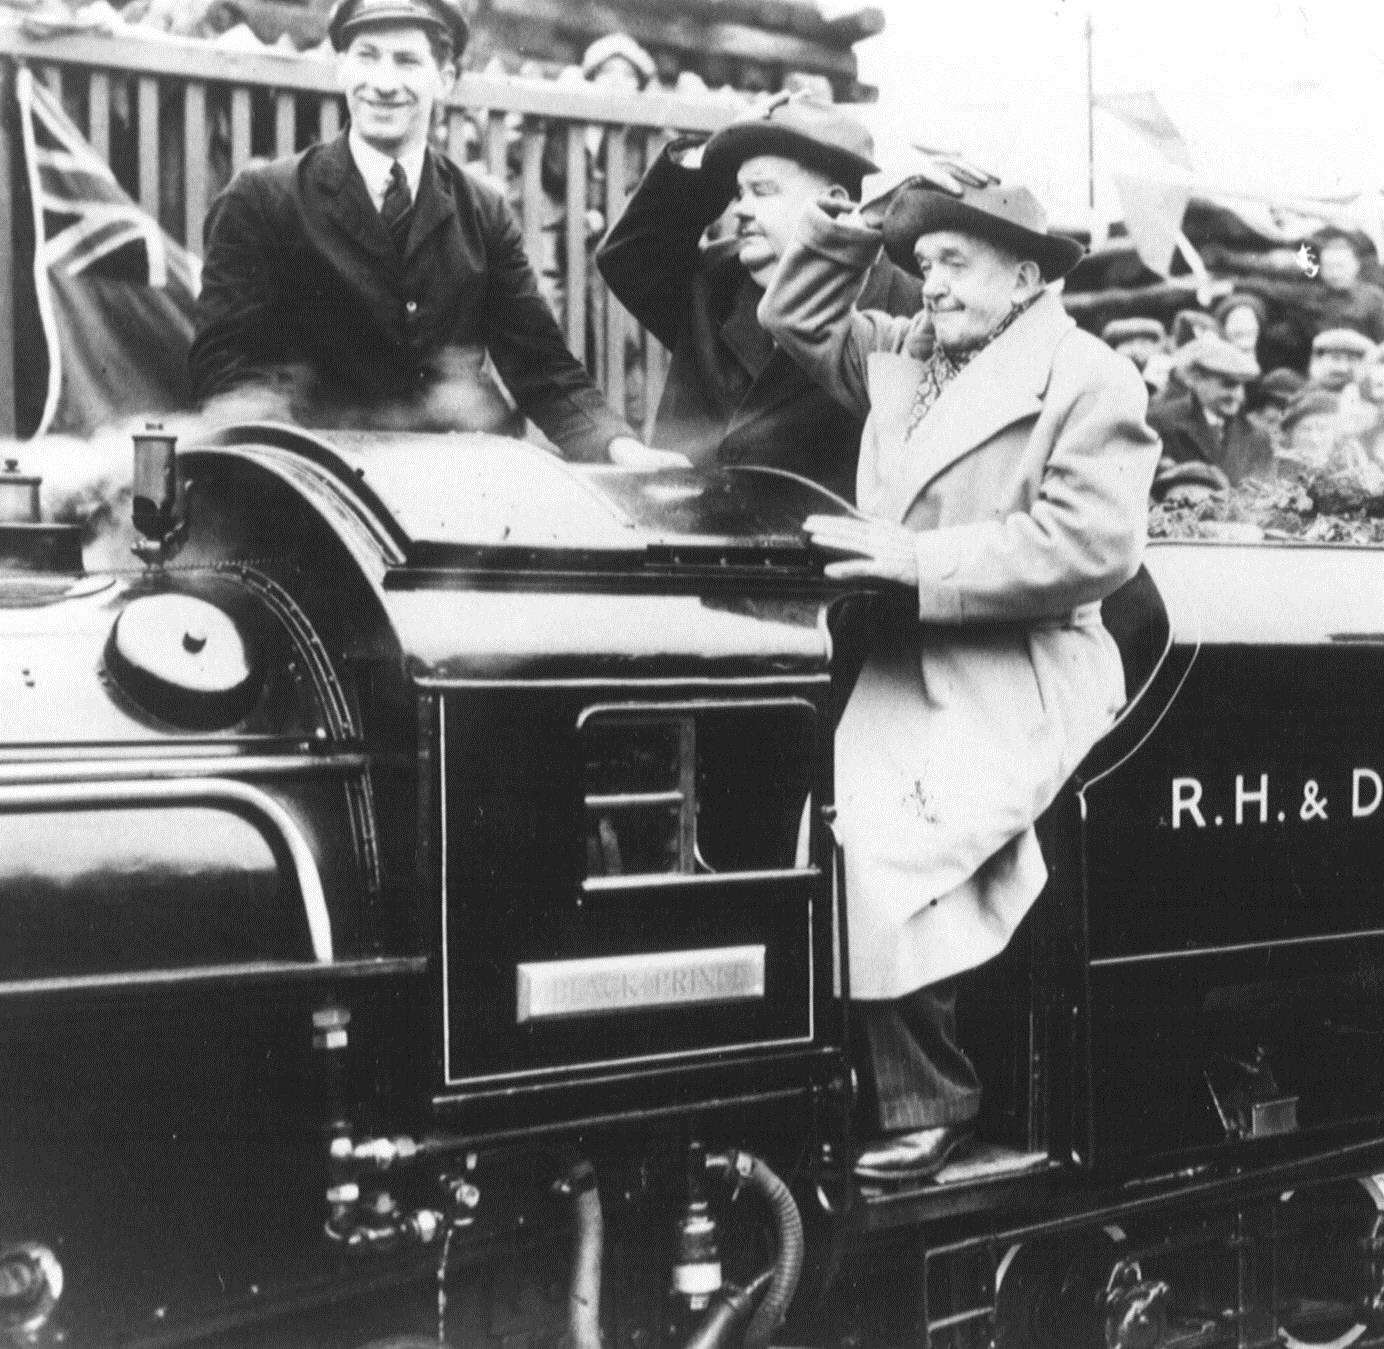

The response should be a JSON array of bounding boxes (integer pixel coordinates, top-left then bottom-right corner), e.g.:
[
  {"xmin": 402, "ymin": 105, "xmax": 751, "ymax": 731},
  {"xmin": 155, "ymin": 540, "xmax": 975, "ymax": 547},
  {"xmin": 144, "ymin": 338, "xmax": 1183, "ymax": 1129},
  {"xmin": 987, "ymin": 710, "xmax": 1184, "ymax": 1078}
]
[{"xmin": 2, "ymin": 425, "xmax": 1384, "ymax": 1348}]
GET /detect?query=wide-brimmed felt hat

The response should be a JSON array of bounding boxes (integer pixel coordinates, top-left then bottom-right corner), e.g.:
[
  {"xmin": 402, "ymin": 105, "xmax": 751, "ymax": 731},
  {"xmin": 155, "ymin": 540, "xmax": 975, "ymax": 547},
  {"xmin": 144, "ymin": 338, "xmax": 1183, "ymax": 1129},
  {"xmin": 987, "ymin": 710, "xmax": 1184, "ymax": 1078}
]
[
  {"xmin": 1172, "ymin": 333, "xmax": 1260, "ymax": 381},
  {"xmin": 581, "ymin": 33, "xmax": 657, "ymax": 86},
  {"xmin": 329, "ymin": 0, "xmax": 468, "ymax": 54},
  {"xmin": 701, "ymin": 97, "xmax": 878, "ymax": 192},
  {"xmin": 1101, "ymin": 317, "xmax": 1166, "ymax": 345},
  {"xmin": 882, "ymin": 183, "xmax": 1085, "ymax": 282}
]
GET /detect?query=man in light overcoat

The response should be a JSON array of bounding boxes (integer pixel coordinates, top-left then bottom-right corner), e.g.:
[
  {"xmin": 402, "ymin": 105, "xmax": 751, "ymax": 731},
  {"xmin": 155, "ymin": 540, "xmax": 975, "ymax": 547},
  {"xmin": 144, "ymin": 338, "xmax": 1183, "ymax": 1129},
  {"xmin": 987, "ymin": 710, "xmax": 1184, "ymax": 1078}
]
[{"xmin": 760, "ymin": 181, "xmax": 1161, "ymax": 1181}]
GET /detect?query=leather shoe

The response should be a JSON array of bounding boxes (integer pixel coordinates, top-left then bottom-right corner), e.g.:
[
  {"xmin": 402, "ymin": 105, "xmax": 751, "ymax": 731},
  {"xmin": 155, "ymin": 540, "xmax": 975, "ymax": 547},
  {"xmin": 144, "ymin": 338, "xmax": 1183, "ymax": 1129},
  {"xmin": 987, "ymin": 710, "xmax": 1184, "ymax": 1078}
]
[{"xmin": 853, "ymin": 1124, "xmax": 974, "ymax": 1183}]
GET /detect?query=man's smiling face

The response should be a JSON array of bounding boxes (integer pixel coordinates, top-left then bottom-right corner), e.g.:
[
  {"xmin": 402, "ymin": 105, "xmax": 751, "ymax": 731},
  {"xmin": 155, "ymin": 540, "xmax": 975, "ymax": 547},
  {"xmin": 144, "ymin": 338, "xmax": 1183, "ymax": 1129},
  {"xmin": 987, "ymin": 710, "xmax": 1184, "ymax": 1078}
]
[
  {"xmin": 338, "ymin": 24, "xmax": 453, "ymax": 158},
  {"xmin": 914, "ymin": 230, "xmax": 1038, "ymax": 352}
]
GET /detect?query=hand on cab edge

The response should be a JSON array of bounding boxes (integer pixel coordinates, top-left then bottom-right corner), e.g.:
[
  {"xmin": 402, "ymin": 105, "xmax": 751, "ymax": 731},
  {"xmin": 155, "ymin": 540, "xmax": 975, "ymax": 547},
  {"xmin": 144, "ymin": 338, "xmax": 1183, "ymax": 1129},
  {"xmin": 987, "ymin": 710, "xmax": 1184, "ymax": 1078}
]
[
  {"xmin": 608, "ymin": 437, "xmax": 693, "ymax": 471},
  {"xmin": 804, "ymin": 513, "xmax": 919, "ymax": 586}
]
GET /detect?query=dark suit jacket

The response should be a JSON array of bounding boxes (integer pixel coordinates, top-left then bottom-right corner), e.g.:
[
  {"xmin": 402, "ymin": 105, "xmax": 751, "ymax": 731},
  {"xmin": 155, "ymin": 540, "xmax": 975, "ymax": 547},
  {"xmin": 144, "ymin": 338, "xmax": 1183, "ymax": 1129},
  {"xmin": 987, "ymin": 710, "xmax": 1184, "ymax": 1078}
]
[
  {"xmin": 596, "ymin": 148, "xmax": 922, "ymax": 502},
  {"xmin": 190, "ymin": 134, "xmax": 629, "ymax": 461},
  {"xmin": 1149, "ymin": 393, "xmax": 1274, "ymax": 486}
]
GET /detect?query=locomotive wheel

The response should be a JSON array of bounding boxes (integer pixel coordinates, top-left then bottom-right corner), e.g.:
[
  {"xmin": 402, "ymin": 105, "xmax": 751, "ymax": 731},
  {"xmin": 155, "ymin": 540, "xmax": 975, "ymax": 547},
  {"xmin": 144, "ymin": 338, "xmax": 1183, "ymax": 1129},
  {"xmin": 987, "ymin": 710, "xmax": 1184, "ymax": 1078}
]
[{"xmin": 993, "ymin": 1229, "xmax": 1126, "ymax": 1349}]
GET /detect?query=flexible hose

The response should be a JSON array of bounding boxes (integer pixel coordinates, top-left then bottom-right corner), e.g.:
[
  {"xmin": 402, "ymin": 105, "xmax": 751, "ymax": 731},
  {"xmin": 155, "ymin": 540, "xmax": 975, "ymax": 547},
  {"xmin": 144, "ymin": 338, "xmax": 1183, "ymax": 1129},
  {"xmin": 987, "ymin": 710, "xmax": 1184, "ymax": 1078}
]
[
  {"xmin": 682, "ymin": 1269, "xmax": 774, "ymax": 1349},
  {"xmin": 558, "ymin": 1160, "xmax": 603, "ymax": 1349},
  {"xmin": 726, "ymin": 1152, "xmax": 804, "ymax": 1349}
]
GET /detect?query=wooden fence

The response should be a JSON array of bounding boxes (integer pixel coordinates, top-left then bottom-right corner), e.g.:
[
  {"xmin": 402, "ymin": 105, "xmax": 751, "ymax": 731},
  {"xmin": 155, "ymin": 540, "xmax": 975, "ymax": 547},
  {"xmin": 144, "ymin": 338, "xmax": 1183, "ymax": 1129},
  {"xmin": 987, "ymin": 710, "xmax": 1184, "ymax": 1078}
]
[{"xmin": 0, "ymin": 29, "xmax": 738, "ymax": 437}]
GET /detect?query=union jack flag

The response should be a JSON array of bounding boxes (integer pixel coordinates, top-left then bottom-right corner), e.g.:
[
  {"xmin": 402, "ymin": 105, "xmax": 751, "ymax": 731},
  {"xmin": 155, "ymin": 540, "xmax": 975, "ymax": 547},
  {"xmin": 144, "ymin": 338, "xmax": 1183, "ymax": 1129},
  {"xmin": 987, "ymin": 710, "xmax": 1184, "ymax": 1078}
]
[{"xmin": 14, "ymin": 65, "xmax": 198, "ymax": 436}]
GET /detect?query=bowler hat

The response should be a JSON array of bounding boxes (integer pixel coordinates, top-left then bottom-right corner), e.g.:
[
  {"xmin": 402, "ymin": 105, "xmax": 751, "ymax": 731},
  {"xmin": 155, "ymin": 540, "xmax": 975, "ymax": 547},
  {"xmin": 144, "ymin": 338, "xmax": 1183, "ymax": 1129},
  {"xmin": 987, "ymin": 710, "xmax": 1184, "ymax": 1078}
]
[
  {"xmin": 1101, "ymin": 317, "xmax": 1166, "ymax": 346},
  {"xmin": 1173, "ymin": 333, "xmax": 1259, "ymax": 382},
  {"xmin": 581, "ymin": 33, "xmax": 657, "ymax": 86},
  {"xmin": 1311, "ymin": 327, "xmax": 1374, "ymax": 357},
  {"xmin": 881, "ymin": 183, "xmax": 1085, "ymax": 283},
  {"xmin": 328, "ymin": 0, "xmax": 468, "ymax": 54},
  {"xmin": 701, "ymin": 97, "xmax": 878, "ymax": 193}
]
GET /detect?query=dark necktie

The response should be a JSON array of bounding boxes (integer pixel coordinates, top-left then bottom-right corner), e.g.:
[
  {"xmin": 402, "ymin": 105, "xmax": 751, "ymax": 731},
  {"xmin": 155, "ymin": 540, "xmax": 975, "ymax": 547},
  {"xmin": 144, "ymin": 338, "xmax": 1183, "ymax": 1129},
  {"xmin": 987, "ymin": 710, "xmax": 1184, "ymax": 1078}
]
[{"xmin": 380, "ymin": 160, "xmax": 413, "ymax": 253}]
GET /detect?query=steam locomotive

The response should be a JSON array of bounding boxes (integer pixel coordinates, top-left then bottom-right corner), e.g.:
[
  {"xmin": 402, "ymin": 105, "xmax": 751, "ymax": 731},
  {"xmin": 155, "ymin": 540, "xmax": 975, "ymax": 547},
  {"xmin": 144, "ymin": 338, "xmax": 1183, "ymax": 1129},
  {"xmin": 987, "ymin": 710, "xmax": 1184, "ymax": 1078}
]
[{"xmin": 2, "ymin": 424, "xmax": 1384, "ymax": 1348}]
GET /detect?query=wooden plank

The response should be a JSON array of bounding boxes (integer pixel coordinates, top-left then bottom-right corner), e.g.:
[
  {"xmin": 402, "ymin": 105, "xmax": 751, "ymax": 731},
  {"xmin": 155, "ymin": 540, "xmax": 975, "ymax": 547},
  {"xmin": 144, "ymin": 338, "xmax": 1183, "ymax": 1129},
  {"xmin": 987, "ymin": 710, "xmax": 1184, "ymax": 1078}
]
[
  {"xmin": 0, "ymin": 62, "xmax": 16, "ymax": 436},
  {"xmin": 230, "ymin": 87, "xmax": 252, "ymax": 174},
  {"xmin": 445, "ymin": 109, "xmax": 468, "ymax": 166},
  {"xmin": 87, "ymin": 70, "xmax": 110, "ymax": 161},
  {"xmin": 564, "ymin": 123, "xmax": 586, "ymax": 358},
  {"xmin": 643, "ymin": 336, "xmax": 669, "ymax": 443},
  {"xmin": 317, "ymin": 95, "xmax": 340, "ymax": 144},
  {"xmin": 137, "ymin": 76, "xmax": 159, "ymax": 218},
  {"xmin": 484, "ymin": 110, "xmax": 506, "ymax": 182},
  {"xmin": 0, "ymin": 32, "xmax": 732, "ymax": 131},
  {"xmin": 519, "ymin": 126, "xmax": 544, "ymax": 275},
  {"xmin": 485, "ymin": 0, "xmax": 861, "ymax": 80},
  {"xmin": 183, "ymin": 81, "xmax": 208, "ymax": 253},
  {"xmin": 603, "ymin": 127, "xmax": 628, "ymax": 410},
  {"xmin": 274, "ymin": 90, "xmax": 294, "ymax": 157}
]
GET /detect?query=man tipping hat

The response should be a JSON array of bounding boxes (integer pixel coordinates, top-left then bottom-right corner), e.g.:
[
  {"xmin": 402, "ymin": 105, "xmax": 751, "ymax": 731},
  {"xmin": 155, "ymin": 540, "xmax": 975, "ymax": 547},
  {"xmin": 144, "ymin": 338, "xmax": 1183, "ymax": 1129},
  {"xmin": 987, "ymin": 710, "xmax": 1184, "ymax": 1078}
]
[
  {"xmin": 1150, "ymin": 334, "xmax": 1272, "ymax": 487},
  {"xmin": 1308, "ymin": 327, "xmax": 1376, "ymax": 393},
  {"xmin": 596, "ymin": 96, "xmax": 924, "ymax": 500},
  {"xmin": 191, "ymin": 0, "xmax": 654, "ymax": 464},
  {"xmin": 759, "ymin": 178, "xmax": 1158, "ymax": 1181}
]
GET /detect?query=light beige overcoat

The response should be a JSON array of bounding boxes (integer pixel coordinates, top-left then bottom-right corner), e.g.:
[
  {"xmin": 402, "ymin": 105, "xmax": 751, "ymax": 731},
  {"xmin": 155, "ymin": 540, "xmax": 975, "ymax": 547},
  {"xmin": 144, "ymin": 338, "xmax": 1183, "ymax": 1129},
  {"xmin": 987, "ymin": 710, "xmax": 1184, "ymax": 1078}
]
[{"xmin": 761, "ymin": 207, "xmax": 1160, "ymax": 1000}]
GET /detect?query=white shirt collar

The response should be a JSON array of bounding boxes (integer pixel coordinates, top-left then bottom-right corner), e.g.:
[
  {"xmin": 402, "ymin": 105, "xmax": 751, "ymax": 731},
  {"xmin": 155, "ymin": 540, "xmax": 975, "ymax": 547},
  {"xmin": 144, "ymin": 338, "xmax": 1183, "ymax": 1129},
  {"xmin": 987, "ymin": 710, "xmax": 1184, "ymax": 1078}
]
[{"xmin": 348, "ymin": 129, "xmax": 427, "ymax": 212}]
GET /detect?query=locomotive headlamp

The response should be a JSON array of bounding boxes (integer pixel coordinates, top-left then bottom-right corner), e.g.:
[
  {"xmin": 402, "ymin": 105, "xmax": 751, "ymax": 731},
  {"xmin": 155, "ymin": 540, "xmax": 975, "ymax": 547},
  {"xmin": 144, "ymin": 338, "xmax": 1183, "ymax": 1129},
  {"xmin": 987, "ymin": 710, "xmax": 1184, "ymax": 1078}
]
[{"xmin": 131, "ymin": 425, "xmax": 186, "ymax": 564}]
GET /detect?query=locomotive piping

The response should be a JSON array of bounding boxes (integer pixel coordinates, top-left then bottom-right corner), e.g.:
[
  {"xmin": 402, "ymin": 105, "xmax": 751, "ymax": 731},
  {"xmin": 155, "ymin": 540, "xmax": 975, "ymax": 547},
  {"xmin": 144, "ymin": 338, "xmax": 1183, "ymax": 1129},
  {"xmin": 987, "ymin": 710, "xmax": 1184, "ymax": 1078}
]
[
  {"xmin": 706, "ymin": 1150, "xmax": 804, "ymax": 1349},
  {"xmin": 552, "ymin": 1160, "xmax": 604, "ymax": 1349}
]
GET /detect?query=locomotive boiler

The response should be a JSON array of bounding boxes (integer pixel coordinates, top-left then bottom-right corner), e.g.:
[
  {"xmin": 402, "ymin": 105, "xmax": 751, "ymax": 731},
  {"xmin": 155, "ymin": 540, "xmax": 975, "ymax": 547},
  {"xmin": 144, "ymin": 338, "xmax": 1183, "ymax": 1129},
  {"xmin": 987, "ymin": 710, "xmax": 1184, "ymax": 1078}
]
[{"xmin": 3, "ymin": 425, "xmax": 1384, "ymax": 1348}]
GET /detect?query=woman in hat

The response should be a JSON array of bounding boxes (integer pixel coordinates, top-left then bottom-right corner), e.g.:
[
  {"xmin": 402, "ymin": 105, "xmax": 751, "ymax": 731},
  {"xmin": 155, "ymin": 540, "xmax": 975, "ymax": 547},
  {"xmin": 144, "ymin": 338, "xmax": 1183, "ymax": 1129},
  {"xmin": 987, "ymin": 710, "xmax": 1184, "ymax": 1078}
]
[{"xmin": 759, "ymin": 181, "xmax": 1160, "ymax": 1181}]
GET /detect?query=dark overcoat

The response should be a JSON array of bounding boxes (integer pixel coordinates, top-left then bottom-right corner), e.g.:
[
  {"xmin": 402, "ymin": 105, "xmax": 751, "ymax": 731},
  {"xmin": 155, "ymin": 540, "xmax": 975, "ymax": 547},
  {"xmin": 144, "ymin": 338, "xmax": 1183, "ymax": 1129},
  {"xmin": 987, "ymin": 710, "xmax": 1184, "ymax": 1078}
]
[
  {"xmin": 596, "ymin": 148, "xmax": 921, "ymax": 501},
  {"xmin": 190, "ymin": 134, "xmax": 629, "ymax": 460},
  {"xmin": 1150, "ymin": 393, "xmax": 1274, "ymax": 486}
]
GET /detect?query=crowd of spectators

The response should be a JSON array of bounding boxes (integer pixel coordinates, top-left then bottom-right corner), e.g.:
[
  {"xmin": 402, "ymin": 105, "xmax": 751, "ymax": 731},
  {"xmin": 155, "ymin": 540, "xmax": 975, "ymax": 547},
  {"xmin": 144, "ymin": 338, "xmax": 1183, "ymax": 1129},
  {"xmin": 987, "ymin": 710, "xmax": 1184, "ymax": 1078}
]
[{"xmin": 1096, "ymin": 226, "xmax": 1384, "ymax": 508}]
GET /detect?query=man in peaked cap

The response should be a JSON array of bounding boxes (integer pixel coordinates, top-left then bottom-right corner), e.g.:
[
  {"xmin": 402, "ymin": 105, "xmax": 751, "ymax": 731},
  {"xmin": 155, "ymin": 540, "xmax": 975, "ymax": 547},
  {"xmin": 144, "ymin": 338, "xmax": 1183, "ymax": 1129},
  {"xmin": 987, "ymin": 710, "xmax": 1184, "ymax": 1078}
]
[
  {"xmin": 1101, "ymin": 316, "xmax": 1166, "ymax": 372},
  {"xmin": 190, "ymin": 0, "xmax": 654, "ymax": 463},
  {"xmin": 1308, "ymin": 328, "xmax": 1376, "ymax": 394},
  {"xmin": 596, "ymin": 95, "xmax": 926, "ymax": 499},
  {"xmin": 1150, "ymin": 333, "xmax": 1273, "ymax": 488},
  {"xmin": 760, "ymin": 179, "xmax": 1158, "ymax": 1181}
]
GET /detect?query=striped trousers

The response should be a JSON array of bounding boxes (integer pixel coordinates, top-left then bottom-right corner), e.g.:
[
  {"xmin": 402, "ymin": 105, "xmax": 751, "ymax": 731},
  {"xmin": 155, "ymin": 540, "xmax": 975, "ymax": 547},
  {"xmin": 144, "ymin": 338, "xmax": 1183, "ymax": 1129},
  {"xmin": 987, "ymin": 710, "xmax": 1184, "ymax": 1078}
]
[{"xmin": 854, "ymin": 977, "xmax": 982, "ymax": 1134}]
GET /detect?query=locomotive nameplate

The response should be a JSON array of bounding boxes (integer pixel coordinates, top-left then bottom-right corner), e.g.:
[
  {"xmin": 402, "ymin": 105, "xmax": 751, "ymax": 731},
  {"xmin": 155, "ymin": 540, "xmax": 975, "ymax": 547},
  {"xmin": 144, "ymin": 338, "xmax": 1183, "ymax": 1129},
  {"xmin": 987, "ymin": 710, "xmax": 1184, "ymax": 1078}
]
[{"xmin": 516, "ymin": 946, "xmax": 765, "ymax": 1023}]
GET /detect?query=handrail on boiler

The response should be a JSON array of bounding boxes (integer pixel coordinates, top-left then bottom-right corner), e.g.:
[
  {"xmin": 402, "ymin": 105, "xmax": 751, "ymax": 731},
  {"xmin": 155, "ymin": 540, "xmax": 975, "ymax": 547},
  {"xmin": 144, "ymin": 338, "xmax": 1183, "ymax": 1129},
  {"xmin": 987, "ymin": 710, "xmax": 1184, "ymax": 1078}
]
[{"xmin": 0, "ymin": 777, "xmax": 334, "ymax": 962}]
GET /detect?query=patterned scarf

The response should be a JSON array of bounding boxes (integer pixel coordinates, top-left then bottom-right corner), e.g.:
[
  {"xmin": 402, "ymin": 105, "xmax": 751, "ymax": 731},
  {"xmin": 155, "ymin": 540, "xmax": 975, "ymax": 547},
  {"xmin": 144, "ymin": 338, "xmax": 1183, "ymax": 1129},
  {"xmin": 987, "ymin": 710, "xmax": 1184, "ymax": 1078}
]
[{"xmin": 904, "ymin": 294, "xmax": 1040, "ymax": 439}]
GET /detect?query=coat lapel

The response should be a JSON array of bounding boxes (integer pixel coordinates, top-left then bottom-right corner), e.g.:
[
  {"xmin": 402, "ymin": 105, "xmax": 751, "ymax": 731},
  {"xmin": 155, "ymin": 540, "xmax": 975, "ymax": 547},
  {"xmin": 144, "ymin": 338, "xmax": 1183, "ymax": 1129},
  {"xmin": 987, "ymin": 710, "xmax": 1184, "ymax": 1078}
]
[
  {"xmin": 311, "ymin": 133, "xmax": 394, "ymax": 261},
  {"xmin": 877, "ymin": 291, "xmax": 1073, "ymax": 524},
  {"xmin": 403, "ymin": 150, "xmax": 458, "ymax": 260},
  {"xmin": 718, "ymin": 278, "xmax": 775, "ymax": 381}
]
